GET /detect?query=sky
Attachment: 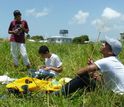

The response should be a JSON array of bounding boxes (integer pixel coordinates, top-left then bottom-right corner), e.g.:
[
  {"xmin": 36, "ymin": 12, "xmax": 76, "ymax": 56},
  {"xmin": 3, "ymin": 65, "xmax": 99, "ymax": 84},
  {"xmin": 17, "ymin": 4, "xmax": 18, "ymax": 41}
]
[{"xmin": 1, "ymin": 0, "xmax": 124, "ymax": 41}]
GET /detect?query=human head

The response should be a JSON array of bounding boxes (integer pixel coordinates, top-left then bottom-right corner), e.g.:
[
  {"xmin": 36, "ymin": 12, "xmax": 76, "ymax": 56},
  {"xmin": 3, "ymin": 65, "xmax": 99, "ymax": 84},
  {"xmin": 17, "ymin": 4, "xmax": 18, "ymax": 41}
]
[
  {"xmin": 13, "ymin": 10, "xmax": 21, "ymax": 20},
  {"xmin": 38, "ymin": 45, "xmax": 50, "ymax": 58},
  {"xmin": 101, "ymin": 36, "xmax": 122, "ymax": 56},
  {"xmin": 105, "ymin": 36, "xmax": 122, "ymax": 56},
  {"xmin": 13, "ymin": 10, "xmax": 21, "ymax": 17}
]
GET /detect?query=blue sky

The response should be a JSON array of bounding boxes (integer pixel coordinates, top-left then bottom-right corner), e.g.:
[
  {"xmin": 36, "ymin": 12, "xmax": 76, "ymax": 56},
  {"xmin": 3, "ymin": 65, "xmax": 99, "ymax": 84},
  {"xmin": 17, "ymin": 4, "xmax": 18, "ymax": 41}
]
[{"xmin": 1, "ymin": 0, "xmax": 124, "ymax": 41}]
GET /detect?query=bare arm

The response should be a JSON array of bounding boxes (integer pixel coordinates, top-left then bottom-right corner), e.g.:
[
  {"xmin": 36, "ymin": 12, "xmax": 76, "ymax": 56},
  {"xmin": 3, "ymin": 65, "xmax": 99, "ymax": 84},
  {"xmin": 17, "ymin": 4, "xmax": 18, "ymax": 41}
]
[
  {"xmin": 44, "ymin": 66, "xmax": 63, "ymax": 73},
  {"xmin": 8, "ymin": 30, "xmax": 16, "ymax": 35},
  {"xmin": 50, "ymin": 66, "xmax": 63, "ymax": 73},
  {"xmin": 77, "ymin": 63, "xmax": 99, "ymax": 75}
]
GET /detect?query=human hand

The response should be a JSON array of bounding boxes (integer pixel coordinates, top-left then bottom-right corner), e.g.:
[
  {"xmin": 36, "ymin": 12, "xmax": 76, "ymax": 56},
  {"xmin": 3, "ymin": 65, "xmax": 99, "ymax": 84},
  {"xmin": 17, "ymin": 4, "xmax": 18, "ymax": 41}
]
[
  {"xmin": 13, "ymin": 29, "xmax": 19, "ymax": 34},
  {"xmin": 91, "ymin": 72, "xmax": 101, "ymax": 81},
  {"xmin": 18, "ymin": 24, "xmax": 26, "ymax": 32},
  {"xmin": 14, "ymin": 24, "xmax": 24, "ymax": 34},
  {"xmin": 19, "ymin": 24, "xmax": 24, "ymax": 29},
  {"xmin": 37, "ymin": 65, "xmax": 46, "ymax": 70},
  {"xmin": 43, "ymin": 66, "xmax": 51, "ymax": 71},
  {"xmin": 87, "ymin": 58, "xmax": 94, "ymax": 65}
]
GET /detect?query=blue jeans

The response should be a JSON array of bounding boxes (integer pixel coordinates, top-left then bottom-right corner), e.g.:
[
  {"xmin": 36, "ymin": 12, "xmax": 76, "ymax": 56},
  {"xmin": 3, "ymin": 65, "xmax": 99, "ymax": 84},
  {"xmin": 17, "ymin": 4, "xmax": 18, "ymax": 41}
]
[{"xmin": 28, "ymin": 69, "xmax": 57, "ymax": 79}]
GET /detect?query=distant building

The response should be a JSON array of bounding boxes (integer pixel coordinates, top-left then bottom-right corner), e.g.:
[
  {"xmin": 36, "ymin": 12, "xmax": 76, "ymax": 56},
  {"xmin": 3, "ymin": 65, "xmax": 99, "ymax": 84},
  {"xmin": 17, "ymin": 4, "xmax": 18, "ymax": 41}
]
[
  {"xmin": 39, "ymin": 40, "xmax": 48, "ymax": 43},
  {"xmin": 27, "ymin": 39, "xmax": 36, "ymax": 42},
  {"xmin": 120, "ymin": 32, "xmax": 124, "ymax": 41},
  {"xmin": 47, "ymin": 36, "xmax": 72, "ymax": 43}
]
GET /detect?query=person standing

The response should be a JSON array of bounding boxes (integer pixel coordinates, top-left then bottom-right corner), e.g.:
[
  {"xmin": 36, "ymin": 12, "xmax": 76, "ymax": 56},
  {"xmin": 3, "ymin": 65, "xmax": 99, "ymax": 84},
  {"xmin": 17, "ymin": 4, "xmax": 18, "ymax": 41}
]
[{"xmin": 8, "ymin": 10, "xmax": 30, "ymax": 68}]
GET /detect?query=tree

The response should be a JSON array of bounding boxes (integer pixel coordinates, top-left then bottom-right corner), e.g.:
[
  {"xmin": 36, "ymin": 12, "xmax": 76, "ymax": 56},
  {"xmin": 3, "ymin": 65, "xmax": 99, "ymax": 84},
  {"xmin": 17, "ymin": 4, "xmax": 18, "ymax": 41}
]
[
  {"xmin": 31, "ymin": 35, "xmax": 44, "ymax": 41},
  {"xmin": 0, "ymin": 38, "xmax": 4, "ymax": 42},
  {"xmin": 120, "ymin": 33, "xmax": 124, "ymax": 40},
  {"xmin": 72, "ymin": 35, "xmax": 89, "ymax": 44}
]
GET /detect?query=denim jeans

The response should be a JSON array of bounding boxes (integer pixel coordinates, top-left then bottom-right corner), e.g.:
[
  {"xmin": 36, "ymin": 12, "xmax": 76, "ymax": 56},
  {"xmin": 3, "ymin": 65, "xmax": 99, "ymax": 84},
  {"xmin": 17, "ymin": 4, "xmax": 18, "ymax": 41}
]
[{"xmin": 28, "ymin": 69, "xmax": 57, "ymax": 79}]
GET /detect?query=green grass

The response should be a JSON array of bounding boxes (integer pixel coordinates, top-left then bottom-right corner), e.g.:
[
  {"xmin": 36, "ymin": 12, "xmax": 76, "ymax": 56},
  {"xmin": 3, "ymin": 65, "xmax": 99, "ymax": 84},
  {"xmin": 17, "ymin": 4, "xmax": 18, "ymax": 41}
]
[{"xmin": 0, "ymin": 41, "xmax": 124, "ymax": 107}]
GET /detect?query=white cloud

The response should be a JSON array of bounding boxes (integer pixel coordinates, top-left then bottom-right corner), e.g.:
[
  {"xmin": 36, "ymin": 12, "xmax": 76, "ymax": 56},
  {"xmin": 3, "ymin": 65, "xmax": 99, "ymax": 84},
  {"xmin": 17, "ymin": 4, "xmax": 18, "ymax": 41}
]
[
  {"xmin": 120, "ymin": 15, "xmax": 124, "ymax": 21},
  {"xmin": 26, "ymin": 8, "xmax": 49, "ymax": 18},
  {"xmin": 92, "ymin": 7, "xmax": 124, "ymax": 33},
  {"xmin": 102, "ymin": 7, "xmax": 121, "ymax": 20},
  {"xmin": 71, "ymin": 10, "xmax": 89, "ymax": 24},
  {"xmin": 92, "ymin": 19, "xmax": 110, "ymax": 32}
]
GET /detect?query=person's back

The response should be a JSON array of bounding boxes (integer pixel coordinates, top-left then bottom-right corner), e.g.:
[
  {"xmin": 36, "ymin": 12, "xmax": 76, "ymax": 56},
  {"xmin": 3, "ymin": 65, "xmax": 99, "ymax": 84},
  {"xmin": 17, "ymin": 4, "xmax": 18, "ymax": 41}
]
[{"xmin": 95, "ymin": 56, "xmax": 124, "ymax": 94}]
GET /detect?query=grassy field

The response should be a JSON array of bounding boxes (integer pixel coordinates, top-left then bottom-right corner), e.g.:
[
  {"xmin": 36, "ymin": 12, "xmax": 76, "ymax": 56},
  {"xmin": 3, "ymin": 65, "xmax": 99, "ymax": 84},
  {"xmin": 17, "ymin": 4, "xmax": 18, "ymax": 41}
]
[{"xmin": 0, "ymin": 41, "xmax": 124, "ymax": 107}]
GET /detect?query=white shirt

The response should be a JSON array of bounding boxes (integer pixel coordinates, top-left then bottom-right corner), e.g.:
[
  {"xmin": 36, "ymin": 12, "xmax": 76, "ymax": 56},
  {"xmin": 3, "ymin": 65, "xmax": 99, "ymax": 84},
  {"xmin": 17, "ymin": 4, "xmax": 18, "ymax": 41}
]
[
  {"xmin": 94, "ymin": 56, "xmax": 124, "ymax": 94},
  {"xmin": 45, "ymin": 53, "xmax": 62, "ymax": 75}
]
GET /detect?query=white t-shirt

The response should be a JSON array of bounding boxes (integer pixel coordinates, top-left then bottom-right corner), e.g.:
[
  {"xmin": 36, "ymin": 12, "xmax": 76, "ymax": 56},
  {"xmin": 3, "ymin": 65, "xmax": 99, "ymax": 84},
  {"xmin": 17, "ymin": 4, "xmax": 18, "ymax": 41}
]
[
  {"xmin": 94, "ymin": 56, "xmax": 124, "ymax": 94},
  {"xmin": 45, "ymin": 53, "xmax": 62, "ymax": 75}
]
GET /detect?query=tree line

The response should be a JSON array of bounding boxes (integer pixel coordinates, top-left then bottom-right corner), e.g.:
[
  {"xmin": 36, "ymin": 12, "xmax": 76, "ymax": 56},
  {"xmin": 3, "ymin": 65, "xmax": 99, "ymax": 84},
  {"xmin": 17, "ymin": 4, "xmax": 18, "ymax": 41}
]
[{"xmin": 27, "ymin": 34, "xmax": 89, "ymax": 44}]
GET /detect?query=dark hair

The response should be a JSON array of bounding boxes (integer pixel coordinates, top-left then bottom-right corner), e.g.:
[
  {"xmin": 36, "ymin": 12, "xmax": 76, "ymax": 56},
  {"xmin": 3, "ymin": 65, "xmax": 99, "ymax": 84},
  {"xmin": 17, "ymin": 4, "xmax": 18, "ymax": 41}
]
[
  {"xmin": 13, "ymin": 10, "xmax": 21, "ymax": 17},
  {"xmin": 38, "ymin": 45, "xmax": 49, "ymax": 54}
]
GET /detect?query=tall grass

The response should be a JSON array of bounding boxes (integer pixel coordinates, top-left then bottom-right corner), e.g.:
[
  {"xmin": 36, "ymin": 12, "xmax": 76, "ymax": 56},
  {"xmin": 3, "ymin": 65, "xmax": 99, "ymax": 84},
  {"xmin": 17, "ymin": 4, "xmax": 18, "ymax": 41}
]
[{"xmin": 0, "ymin": 41, "xmax": 124, "ymax": 107}]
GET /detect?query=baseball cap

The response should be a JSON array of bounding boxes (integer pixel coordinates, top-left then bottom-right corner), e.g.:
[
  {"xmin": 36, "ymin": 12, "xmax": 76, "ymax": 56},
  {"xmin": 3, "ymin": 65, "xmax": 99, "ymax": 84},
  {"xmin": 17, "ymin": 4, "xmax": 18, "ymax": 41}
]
[{"xmin": 105, "ymin": 36, "xmax": 122, "ymax": 56}]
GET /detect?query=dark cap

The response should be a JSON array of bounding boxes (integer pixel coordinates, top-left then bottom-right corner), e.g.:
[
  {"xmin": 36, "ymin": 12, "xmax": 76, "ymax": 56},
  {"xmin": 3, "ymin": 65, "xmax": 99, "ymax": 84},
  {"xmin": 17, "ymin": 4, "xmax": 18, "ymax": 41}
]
[{"xmin": 13, "ymin": 10, "xmax": 21, "ymax": 17}]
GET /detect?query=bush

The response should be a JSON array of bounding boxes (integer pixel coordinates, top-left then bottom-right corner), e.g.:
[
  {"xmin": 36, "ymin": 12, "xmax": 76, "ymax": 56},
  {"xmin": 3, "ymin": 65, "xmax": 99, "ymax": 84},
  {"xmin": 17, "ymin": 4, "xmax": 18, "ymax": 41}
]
[{"xmin": 72, "ymin": 35, "xmax": 89, "ymax": 44}]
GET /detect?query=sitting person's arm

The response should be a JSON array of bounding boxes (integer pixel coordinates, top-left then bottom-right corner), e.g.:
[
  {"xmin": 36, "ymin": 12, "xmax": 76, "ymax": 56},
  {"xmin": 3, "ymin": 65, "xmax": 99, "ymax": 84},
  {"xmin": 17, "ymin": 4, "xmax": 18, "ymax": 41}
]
[
  {"xmin": 77, "ymin": 63, "xmax": 99, "ymax": 76},
  {"xmin": 38, "ymin": 64, "xmax": 63, "ymax": 73},
  {"xmin": 87, "ymin": 58, "xmax": 102, "ymax": 81},
  {"xmin": 43, "ymin": 66, "xmax": 63, "ymax": 73},
  {"xmin": 37, "ymin": 65, "xmax": 46, "ymax": 69}
]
